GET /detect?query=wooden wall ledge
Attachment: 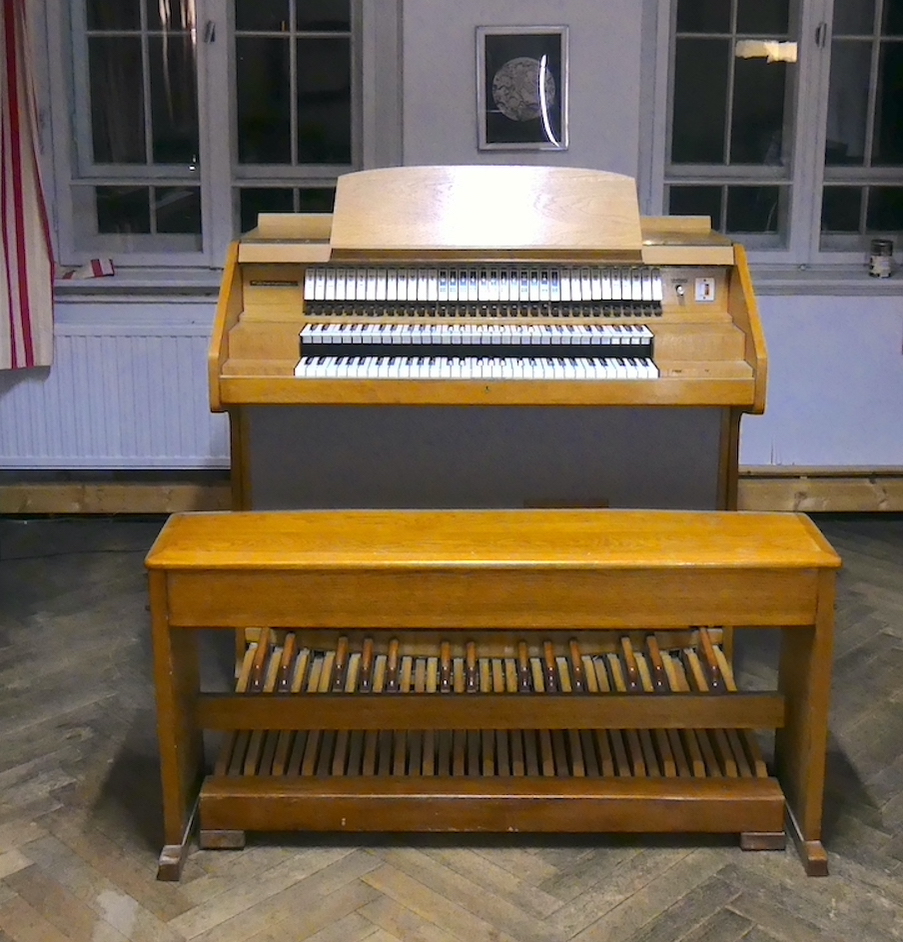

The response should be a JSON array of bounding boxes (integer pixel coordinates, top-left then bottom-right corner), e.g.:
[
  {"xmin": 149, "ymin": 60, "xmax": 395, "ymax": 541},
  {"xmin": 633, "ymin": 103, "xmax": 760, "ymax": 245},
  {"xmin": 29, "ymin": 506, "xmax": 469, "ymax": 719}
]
[{"xmin": 1, "ymin": 469, "xmax": 902, "ymax": 515}]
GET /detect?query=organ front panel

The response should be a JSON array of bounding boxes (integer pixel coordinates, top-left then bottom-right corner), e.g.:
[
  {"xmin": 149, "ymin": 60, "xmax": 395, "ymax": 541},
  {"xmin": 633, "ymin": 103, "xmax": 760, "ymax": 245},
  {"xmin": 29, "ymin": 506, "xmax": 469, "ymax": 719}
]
[{"xmin": 208, "ymin": 165, "xmax": 767, "ymax": 508}]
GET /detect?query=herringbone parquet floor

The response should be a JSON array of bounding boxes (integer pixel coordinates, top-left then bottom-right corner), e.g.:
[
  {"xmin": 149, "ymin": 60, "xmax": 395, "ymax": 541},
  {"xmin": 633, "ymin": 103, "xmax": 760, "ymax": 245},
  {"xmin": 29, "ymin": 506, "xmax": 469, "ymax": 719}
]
[{"xmin": 1, "ymin": 513, "xmax": 901, "ymax": 942}]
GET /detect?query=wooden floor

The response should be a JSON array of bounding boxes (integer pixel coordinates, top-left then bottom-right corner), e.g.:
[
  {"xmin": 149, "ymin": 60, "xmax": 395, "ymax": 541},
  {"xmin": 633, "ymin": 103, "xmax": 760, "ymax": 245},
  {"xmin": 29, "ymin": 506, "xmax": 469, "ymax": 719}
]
[{"xmin": 0, "ymin": 513, "xmax": 901, "ymax": 942}]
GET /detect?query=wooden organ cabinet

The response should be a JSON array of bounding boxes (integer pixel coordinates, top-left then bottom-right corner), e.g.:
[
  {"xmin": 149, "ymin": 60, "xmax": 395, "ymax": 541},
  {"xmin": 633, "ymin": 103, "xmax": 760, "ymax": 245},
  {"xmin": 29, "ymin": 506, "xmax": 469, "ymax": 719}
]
[
  {"xmin": 149, "ymin": 168, "xmax": 838, "ymax": 883},
  {"xmin": 208, "ymin": 166, "xmax": 767, "ymax": 512}
]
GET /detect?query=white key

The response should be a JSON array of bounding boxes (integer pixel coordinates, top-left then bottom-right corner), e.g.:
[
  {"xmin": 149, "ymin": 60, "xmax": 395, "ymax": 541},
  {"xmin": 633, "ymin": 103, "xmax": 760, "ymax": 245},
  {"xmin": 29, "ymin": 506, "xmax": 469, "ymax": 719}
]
[
  {"xmin": 560, "ymin": 268, "xmax": 572, "ymax": 303},
  {"xmin": 652, "ymin": 268, "xmax": 664, "ymax": 302},
  {"xmin": 590, "ymin": 268, "xmax": 602, "ymax": 301},
  {"xmin": 313, "ymin": 268, "xmax": 326, "ymax": 301},
  {"xmin": 303, "ymin": 268, "xmax": 316, "ymax": 300},
  {"xmin": 428, "ymin": 269, "xmax": 439, "ymax": 301},
  {"xmin": 324, "ymin": 268, "xmax": 336, "ymax": 301},
  {"xmin": 632, "ymin": 269, "xmax": 643, "ymax": 302},
  {"xmin": 499, "ymin": 269, "xmax": 510, "ymax": 303}
]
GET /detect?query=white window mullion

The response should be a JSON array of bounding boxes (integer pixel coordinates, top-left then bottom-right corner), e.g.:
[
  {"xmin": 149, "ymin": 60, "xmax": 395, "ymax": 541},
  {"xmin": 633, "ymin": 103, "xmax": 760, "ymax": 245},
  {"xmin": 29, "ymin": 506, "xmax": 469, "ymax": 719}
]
[
  {"xmin": 785, "ymin": 0, "xmax": 831, "ymax": 263},
  {"xmin": 200, "ymin": 0, "xmax": 234, "ymax": 266}
]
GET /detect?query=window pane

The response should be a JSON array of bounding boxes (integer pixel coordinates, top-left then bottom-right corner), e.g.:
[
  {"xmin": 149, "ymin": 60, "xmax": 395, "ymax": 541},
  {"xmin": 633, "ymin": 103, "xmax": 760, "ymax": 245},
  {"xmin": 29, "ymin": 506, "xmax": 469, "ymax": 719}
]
[
  {"xmin": 236, "ymin": 37, "xmax": 292, "ymax": 163},
  {"xmin": 148, "ymin": 36, "xmax": 199, "ymax": 163},
  {"xmin": 669, "ymin": 185, "xmax": 723, "ymax": 229},
  {"xmin": 834, "ymin": 0, "xmax": 875, "ymax": 35},
  {"xmin": 155, "ymin": 186, "xmax": 201, "ymax": 233},
  {"xmin": 145, "ymin": 0, "xmax": 196, "ymax": 31},
  {"xmin": 821, "ymin": 186, "xmax": 862, "ymax": 231},
  {"xmin": 885, "ymin": 0, "xmax": 903, "ymax": 35},
  {"xmin": 239, "ymin": 188, "xmax": 294, "ymax": 233},
  {"xmin": 89, "ymin": 37, "xmax": 145, "ymax": 163},
  {"xmin": 873, "ymin": 41, "xmax": 903, "ymax": 164},
  {"xmin": 726, "ymin": 185, "xmax": 781, "ymax": 231},
  {"xmin": 730, "ymin": 59, "xmax": 787, "ymax": 164},
  {"xmin": 87, "ymin": 0, "xmax": 141, "ymax": 30},
  {"xmin": 672, "ymin": 39, "xmax": 729, "ymax": 163},
  {"xmin": 737, "ymin": 0, "xmax": 789, "ymax": 35},
  {"xmin": 235, "ymin": 0, "xmax": 289, "ymax": 31},
  {"xmin": 298, "ymin": 187, "xmax": 337, "ymax": 211},
  {"xmin": 826, "ymin": 40, "xmax": 871, "ymax": 164},
  {"xmin": 867, "ymin": 185, "xmax": 903, "ymax": 228},
  {"xmin": 297, "ymin": 0, "xmax": 350, "ymax": 31},
  {"xmin": 676, "ymin": 0, "xmax": 731, "ymax": 33},
  {"xmin": 96, "ymin": 186, "xmax": 151, "ymax": 233},
  {"xmin": 297, "ymin": 38, "xmax": 351, "ymax": 163}
]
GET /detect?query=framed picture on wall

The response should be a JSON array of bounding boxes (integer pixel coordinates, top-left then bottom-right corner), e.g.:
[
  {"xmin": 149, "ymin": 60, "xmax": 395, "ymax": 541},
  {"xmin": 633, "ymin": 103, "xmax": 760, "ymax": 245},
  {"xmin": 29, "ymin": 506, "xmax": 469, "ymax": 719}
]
[{"xmin": 476, "ymin": 26, "xmax": 569, "ymax": 151}]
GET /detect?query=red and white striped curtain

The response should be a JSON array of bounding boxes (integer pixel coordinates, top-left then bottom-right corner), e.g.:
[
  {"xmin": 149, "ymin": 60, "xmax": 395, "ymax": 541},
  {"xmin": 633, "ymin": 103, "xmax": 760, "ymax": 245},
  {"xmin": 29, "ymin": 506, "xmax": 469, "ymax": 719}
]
[{"xmin": 0, "ymin": 0, "xmax": 53, "ymax": 370}]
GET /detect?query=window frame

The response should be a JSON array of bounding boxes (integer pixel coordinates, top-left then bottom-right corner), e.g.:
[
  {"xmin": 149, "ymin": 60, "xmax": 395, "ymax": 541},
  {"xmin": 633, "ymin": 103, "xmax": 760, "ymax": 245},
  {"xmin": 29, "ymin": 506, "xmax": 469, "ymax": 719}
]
[
  {"xmin": 647, "ymin": 0, "xmax": 903, "ymax": 270},
  {"xmin": 41, "ymin": 0, "xmax": 401, "ymax": 272}
]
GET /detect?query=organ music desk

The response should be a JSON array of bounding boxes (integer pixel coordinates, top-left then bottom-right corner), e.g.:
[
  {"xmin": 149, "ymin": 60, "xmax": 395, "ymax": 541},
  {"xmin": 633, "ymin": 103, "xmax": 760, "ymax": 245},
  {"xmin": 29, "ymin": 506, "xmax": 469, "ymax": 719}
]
[
  {"xmin": 209, "ymin": 166, "xmax": 767, "ymax": 512},
  {"xmin": 147, "ymin": 508, "xmax": 839, "ymax": 881}
]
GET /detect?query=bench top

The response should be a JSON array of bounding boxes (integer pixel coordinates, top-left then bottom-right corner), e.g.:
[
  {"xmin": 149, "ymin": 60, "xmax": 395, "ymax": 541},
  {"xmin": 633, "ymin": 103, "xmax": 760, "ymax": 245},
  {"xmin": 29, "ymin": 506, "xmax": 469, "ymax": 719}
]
[{"xmin": 146, "ymin": 509, "xmax": 840, "ymax": 573}]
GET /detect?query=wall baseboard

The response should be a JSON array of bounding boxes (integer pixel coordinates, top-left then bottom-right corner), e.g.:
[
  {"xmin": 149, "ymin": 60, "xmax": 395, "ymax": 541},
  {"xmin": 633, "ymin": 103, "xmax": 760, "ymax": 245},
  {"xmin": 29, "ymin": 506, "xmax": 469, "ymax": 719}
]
[
  {"xmin": 2, "ymin": 469, "xmax": 902, "ymax": 515},
  {"xmin": 737, "ymin": 468, "xmax": 903, "ymax": 513}
]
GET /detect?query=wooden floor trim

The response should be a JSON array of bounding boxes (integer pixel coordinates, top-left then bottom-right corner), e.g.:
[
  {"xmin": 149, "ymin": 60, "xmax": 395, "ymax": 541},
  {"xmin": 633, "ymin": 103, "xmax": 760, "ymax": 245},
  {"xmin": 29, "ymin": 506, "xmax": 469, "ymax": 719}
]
[{"xmin": 1, "ymin": 469, "xmax": 903, "ymax": 514}]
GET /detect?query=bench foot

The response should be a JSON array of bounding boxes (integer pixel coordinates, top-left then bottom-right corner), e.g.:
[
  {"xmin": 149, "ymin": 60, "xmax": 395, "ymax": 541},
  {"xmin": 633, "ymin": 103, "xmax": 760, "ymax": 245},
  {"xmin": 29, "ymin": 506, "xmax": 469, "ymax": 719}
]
[
  {"xmin": 740, "ymin": 831, "xmax": 786, "ymax": 852},
  {"xmin": 786, "ymin": 809, "xmax": 829, "ymax": 876},
  {"xmin": 156, "ymin": 799, "xmax": 197, "ymax": 881},
  {"xmin": 200, "ymin": 828, "xmax": 246, "ymax": 850}
]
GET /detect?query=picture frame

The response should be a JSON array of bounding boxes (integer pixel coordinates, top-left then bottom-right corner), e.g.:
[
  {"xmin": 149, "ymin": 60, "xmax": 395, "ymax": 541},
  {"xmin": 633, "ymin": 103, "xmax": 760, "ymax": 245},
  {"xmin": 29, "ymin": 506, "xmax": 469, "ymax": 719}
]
[{"xmin": 476, "ymin": 26, "xmax": 569, "ymax": 151}]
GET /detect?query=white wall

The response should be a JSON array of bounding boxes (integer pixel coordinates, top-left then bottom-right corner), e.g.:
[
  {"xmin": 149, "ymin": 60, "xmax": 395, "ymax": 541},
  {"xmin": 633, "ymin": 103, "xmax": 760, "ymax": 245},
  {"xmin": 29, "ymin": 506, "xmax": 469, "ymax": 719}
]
[
  {"xmin": 740, "ymin": 295, "xmax": 903, "ymax": 467},
  {"xmin": 401, "ymin": 0, "xmax": 643, "ymax": 177}
]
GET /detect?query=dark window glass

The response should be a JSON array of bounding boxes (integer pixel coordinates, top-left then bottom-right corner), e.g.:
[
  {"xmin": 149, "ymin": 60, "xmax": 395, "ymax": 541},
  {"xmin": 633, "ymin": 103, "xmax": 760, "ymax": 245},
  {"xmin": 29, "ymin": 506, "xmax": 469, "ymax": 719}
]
[
  {"xmin": 298, "ymin": 187, "xmax": 337, "ymax": 211},
  {"xmin": 236, "ymin": 37, "xmax": 292, "ymax": 163},
  {"xmin": 737, "ymin": 0, "xmax": 789, "ymax": 35},
  {"xmin": 87, "ymin": 0, "xmax": 141, "ymax": 30},
  {"xmin": 96, "ymin": 186, "xmax": 151, "ymax": 232},
  {"xmin": 826, "ymin": 40, "xmax": 871, "ymax": 164},
  {"xmin": 297, "ymin": 0, "xmax": 350, "ymax": 31},
  {"xmin": 885, "ymin": 0, "xmax": 903, "ymax": 35},
  {"xmin": 726, "ymin": 185, "xmax": 781, "ymax": 231},
  {"xmin": 821, "ymin": 186, "xmax": 862, "ymax": 231},
  {"xmin": 148, "ymin": 36, "xmax": 199, "ymax": 163},
  {"xmin": 89, "ymin": 37, "xmax": 145, "ymax": 162},
  {"xmin": 239, "ymin": 188, "xmax": 294, "ymax": 232},
  {"xmin": 866, "ymin": 185, "xmax": 903, "ymax": 228},
  {"xmin": 730, "ymin": 58, "xmax": 787, "ymax": 164},
  {"xmin": 669, "ymin": 185, "xmax": 723, "ymax": 229},
  {"xmin": 834, "ymin": 0, "xmax": 875, "ymax": 34},
  {"xmin": 145, "ymin": 0, "xmax": 195, "ymax": 31},
  {"xmin": 873, "ymin": 41, "xmax": 903, "ymax": 164},
  {"xmin": 676, "ymin": 0, "xmax": 731, "ymax": 33},
  {"xmin": 235, "ymin": 0, "xmax": 289, "ymax": 31},
  {"xmin": 672, "ymin": 38, "xmax": 729, "ymax": 163},
  {"xmin": 155, "ymin": 187, "xmax": 201, "ymax": 233},
  {"xmin": 296, "ymin": 38, "xmax": 352, "ymax": 163}
]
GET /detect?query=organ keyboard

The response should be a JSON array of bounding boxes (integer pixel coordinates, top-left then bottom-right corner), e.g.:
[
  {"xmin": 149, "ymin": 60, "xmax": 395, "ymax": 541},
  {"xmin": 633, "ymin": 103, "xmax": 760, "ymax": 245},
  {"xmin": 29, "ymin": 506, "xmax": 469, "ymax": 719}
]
[{"xmin": 209, "ymin": 165, "xmax": 767, "ymax": 509}]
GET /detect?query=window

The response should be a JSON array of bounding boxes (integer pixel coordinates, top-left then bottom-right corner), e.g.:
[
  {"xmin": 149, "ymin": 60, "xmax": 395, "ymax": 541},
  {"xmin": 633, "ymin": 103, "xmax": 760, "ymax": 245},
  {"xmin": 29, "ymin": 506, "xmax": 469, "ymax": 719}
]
[
  {"xmin": 43, "ymin": 0, "xmax": 401, "ymax": 269},
  {"xmin": 659, "ymin": 0, "xmax": 903, "ymax": 265}
]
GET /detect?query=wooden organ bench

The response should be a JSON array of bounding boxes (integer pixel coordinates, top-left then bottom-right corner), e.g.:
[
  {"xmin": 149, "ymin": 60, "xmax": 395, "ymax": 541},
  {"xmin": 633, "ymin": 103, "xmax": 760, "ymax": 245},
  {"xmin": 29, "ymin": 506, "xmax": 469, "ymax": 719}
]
[{"xmin": 146, "ymin": 508, "xmax": 840, "ymax": 881}]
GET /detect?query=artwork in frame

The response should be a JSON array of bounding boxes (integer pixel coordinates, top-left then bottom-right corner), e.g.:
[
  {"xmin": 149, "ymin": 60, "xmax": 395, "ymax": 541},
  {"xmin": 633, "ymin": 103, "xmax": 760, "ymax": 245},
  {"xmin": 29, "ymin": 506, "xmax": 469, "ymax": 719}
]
[{"xmin": 476, "ymin": 26, "xmax": 568, "ymax": 151}]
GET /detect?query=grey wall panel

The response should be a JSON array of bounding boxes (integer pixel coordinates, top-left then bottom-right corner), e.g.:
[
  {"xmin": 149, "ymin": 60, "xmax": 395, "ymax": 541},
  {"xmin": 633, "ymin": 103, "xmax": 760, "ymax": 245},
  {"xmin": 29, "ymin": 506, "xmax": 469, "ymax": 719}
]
[{"xmin": 247, "ymin": 406, "xmax": 723, "ymax": 510}]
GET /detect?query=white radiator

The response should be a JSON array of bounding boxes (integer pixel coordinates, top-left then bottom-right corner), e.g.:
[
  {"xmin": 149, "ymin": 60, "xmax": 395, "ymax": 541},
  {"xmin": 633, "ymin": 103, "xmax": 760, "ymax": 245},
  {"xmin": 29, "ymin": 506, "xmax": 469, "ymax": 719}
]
[{"xmin": 0, "ymin": 301, "xmax": 229, "ymax": 469}]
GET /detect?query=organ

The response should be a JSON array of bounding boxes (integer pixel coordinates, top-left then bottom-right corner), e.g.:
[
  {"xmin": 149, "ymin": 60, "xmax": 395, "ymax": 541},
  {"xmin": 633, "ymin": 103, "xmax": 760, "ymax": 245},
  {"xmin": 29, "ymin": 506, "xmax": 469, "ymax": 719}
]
[{"xmin": 208, "ymin": 165, "xmax": 766, "ymax": 510}]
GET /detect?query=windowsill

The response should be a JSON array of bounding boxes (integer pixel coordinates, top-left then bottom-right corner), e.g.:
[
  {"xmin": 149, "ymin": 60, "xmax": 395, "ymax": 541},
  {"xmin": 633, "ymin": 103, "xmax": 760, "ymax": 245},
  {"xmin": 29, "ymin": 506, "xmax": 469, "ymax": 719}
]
[
  {"xmin": 54, "ymin": 266, "xmax": 223, "ymax": 301},
  {"xmin": 52, "ymin": 262, "xmax": 903, "ymax": 302},
  {"xmin": 749, "ymin": 263, "xmax": 903, "ymax": 296}
]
